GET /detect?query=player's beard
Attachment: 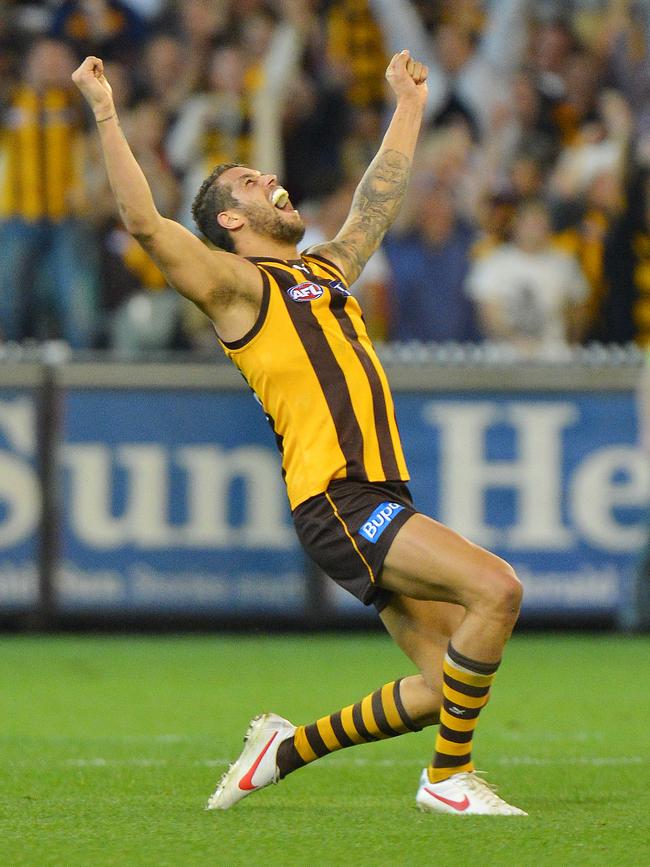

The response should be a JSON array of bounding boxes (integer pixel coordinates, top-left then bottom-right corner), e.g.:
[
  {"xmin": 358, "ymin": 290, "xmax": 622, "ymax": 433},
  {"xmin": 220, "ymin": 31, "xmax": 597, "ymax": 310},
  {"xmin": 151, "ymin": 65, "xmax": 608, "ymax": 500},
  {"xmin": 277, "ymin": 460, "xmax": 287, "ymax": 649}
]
[{"xmin": 238, "ymin": 201, "xmax": 306, "ymax": 245}]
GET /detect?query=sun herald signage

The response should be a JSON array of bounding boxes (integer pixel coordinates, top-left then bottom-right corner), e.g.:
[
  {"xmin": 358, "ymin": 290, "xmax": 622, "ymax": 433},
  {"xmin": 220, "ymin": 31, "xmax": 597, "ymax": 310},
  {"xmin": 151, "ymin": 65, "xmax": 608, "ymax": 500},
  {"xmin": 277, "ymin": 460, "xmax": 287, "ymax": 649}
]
[{"xmin": 1, "ymin": 386, "xmax": 647, "ymax": 619}]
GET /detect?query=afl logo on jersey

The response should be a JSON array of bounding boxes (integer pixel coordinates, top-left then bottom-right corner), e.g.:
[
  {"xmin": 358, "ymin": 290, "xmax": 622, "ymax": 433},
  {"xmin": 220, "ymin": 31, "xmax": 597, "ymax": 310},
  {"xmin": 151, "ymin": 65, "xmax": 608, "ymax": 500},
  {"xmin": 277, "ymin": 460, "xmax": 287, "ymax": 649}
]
[{"xmin": 287, "ymin": 282, "xmax": 324, "ymax": 303}]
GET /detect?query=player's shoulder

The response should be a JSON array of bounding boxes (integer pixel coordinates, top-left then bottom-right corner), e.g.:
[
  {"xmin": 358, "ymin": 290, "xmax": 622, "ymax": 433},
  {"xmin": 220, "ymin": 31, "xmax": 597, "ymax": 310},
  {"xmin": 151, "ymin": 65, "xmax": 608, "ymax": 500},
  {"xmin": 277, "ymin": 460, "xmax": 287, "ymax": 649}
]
[
  {"xmin": 300, "ymin": 244, "xmax": 350, "ymax": 286},
  {"xmin": 213, "ymin": 248, "xmax": 262, "ymax": 278}
]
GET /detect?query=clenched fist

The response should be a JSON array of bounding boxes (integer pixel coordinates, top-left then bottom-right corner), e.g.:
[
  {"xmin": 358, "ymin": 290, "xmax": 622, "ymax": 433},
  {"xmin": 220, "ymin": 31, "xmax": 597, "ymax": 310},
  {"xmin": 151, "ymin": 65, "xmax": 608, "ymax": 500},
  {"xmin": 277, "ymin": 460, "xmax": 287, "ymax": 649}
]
[
  {"xmin": 385, "ymin": 49, "xmax": 428, "ymax": 109},
  {"xmin": 71, "ymin": 56, "xmax": 114, "ymax": 119}
]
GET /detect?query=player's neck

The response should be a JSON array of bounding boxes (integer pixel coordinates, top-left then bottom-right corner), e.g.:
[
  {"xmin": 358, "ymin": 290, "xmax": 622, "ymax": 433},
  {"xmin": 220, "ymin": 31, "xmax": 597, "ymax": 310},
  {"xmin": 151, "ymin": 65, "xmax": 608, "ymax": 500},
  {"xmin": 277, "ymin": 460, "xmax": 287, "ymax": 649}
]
[{"xmin": 235, "ymin": 235, "xmax": 301, "ymax": 261}]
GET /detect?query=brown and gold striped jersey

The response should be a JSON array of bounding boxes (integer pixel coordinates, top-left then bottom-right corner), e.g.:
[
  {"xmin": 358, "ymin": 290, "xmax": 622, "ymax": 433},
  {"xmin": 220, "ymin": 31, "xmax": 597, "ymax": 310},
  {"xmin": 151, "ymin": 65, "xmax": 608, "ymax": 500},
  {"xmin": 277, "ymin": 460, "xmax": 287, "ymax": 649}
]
[
  {"xmin": 219, "ymin": 253, "xmax": 409, "ymax": 509},
  {"xmin": 0, "ymin": 86, "xmax": 84, "ymax": 222},
  {"xmin": 327, "ymin": 0, "xmax": 388, "ymax": 108}
]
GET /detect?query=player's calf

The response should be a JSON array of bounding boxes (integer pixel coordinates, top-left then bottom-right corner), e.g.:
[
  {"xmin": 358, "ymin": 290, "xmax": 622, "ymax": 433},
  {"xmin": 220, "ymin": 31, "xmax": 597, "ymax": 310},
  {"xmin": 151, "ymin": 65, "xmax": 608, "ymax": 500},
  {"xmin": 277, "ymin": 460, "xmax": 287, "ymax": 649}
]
[{"xmin": 395, "ymin": 673, "xmax": 441, "ymax": 728}]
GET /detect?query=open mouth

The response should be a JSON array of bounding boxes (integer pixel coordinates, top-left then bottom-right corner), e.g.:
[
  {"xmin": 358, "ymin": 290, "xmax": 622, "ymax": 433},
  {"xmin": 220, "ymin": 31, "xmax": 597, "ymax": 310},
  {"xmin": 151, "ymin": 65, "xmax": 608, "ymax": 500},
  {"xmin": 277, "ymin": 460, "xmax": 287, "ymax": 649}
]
[{"xmin": 271, "ymin": 187, "xmax": 292, "ymax": 211}]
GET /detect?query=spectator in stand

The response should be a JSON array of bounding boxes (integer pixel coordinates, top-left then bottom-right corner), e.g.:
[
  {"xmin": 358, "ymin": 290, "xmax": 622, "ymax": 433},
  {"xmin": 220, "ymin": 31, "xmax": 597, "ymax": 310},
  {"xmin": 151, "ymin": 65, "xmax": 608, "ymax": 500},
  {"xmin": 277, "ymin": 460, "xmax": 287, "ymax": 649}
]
[
  {"xmin": 166, "ymin": 44, "xmax": 255, "ymax": 231},
  {"xmin": 250, "ymin": 1, "xmax": 316, "ymax": 181},
  {"xmin": 549, "ymin": 48, "xmax": 603, "ymax": 146},
  {"xmin": 0, "ymin": 38, "xmax": 99, "ymax": 347},
  {"xmin": 466, "ymin": 199, "xmax": 590, "ymax": 356},
  {"xmin": 278, "ymin": 0, "xmax": 353, "ymax": 203},
  {"xmin": 340, "ymin": 104, "xmax": 385, "ymax": 182},
  {"xmin": 1, "ymin": 0, "xmax": 649, "ymax": 350},
  {"xmin": 167, "ymin": 3, "xmax": 313, "ymax": 220},
  {"xmin": 383, "ymin": 183, "xmax": 478, "ymax": 343},
  {"xmin": 480, "ymin": 69, "xmax": 560, "ymax": 197},
  {"xmin": 281, "ymin": 69, "xmax": 351, "ymax": 203},
  {"xmin": 598, "ymin": 169, "xmax": 650, "ymax": 346},
  {"xmin": 135, "ymin": 34, "xmax": 194, "ymax": 128},
  {"xmin": 472, "ymin": 191, "xmax": 517, "ymax": 260},
  {"xmin": 550, "ymin": 89, "xmax": 632, "ymax": 335},
  {"xmin": 0, "ymin": 1, "xmax": 21, "ymax": 99},
  {"xmin": 509, "ymin": 151, "xmax": 546, "ymax": 201},
  {"xmin": 553, "ymin": 167, "xmax": 624, "ymax": 338},
  {"xmin": 51, "ymin": 0, "xmax": 146, "ymax": 62},
  {"xmin": 370, "ymin": 0, "xmax": 529, "ymax": 136},
  {"xmin": 170, "ymin": 0, "xmax": 234, "ymax": 94},
  {"xmin": 326, "ymin": 0, "xmax": 388, "ymax": 110},
  {"xmin": 529, "ymin": 15, "xmax": 578, "ymax": 102},
  {"xmin": 601, "ymin": 0, "xmax": 650, "ymax": 141}
]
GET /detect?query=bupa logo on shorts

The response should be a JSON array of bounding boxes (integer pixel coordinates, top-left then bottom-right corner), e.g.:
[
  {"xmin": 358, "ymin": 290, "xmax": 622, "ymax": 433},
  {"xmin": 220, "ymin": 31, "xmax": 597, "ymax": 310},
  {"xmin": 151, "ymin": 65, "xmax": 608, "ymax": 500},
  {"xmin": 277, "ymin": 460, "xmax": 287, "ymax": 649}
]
[
  {"xmin": 358, "ymin": 502, "xmax": 404, "ymax": 543},
  {"xmin": 287, "ymin": 282, "xmax": 324, "ymax": 303},
  {"xmin": 329, "ymin": 279, "xmax": 350, "ymax": 296}
]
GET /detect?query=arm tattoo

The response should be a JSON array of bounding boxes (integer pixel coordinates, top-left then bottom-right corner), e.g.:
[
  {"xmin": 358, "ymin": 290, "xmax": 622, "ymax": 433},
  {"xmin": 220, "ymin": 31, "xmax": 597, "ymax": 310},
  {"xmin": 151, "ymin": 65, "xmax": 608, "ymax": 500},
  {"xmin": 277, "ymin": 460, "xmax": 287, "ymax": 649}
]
[{"xmin": 328, "ymin": 149, "xmax": 411, "ymax": 283}]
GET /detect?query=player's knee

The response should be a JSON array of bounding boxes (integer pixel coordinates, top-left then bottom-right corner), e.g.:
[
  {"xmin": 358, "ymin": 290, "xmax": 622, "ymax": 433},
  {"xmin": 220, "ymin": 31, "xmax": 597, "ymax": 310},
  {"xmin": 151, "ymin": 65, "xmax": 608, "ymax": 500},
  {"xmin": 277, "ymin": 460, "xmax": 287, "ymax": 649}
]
[
  {"xmin": 489, "ymin": 563, "xmax": 523, "ymax": 620},
  {"xmin": 475, "ymin": 560, "xmax": 523, "ymax": 622}
]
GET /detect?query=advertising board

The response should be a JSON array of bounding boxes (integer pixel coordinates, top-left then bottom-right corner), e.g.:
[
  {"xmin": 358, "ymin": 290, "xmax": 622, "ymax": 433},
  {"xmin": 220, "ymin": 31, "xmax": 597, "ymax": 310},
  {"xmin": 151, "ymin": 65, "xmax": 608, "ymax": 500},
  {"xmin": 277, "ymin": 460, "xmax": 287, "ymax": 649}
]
[
  {"xmin": 3, "ymin": 364, "xmax": 645, "ymax": 622},
  {"xmin": 335, "ymin": 392, "xmax": 648, "ymax": 618},
  {"xmin": 0, "ymin": 390, "xmax": 40, "ymax": 613},
  {"xmin": 57, "ymin": 389, "xmax": 306, "ymax": 615}
]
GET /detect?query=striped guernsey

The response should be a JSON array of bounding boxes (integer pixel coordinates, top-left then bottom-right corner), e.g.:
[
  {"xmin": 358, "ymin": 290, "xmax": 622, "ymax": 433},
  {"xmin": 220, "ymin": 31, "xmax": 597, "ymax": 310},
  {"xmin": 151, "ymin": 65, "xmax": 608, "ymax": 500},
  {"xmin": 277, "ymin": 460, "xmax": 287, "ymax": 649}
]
[{"xmin": 218, "ymin": 252, "xmax": 409, "ymax": 509}]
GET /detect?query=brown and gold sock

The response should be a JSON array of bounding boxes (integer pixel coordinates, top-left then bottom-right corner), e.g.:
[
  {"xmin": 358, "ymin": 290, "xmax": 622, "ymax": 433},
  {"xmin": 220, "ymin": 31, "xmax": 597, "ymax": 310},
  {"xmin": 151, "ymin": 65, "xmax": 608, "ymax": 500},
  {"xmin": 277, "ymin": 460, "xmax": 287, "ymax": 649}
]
[
  {"xmin": 427, "ymin": 643, "xmax": 499, "ymax": 784},
  {"xmin": 276, "ymin": 678, "xmax": 421, "ymax": 778}
]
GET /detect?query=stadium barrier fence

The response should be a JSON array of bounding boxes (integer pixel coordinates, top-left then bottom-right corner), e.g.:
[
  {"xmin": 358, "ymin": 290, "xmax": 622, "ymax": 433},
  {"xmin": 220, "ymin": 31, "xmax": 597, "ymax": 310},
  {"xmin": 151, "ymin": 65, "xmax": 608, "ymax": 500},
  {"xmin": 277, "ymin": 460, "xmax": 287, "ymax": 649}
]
[{"xmin": 0, "ymin": 345, "xmax": 648, "ymax": 630}]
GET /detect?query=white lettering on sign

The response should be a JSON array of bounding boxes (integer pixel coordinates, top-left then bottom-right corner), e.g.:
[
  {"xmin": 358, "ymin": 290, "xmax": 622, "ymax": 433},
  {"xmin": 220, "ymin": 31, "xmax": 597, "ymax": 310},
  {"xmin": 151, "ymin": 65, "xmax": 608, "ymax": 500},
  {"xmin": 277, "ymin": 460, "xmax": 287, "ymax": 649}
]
[
  {"xmin": 571, "ymin": 447, "xmax": 649, "ymax": 551},
  {"xmin": 425, "ymin": 400, "xmax": 647, "ymax": 553},
  {"xmin": 428, "ymin": 402, "xmax": 576, "ymax": 549},
  {"xmin": 0, "ymin": 399, "xmax": 40, "ymax": 547},
  {"xmin": 63, "ymin": 443, "xmax": 293, "ymax": 550},
  {"xmin": 2, "ymin": 395, "xmax": 647, "ymax": 558}
]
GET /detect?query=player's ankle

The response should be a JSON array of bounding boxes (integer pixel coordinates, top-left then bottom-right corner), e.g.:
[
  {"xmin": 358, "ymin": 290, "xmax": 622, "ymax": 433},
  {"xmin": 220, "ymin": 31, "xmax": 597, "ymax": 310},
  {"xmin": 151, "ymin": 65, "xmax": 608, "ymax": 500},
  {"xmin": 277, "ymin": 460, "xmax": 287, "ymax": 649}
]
[{"xmin": 276, "ymin": 734, "xmax": 305, "ymax": 778}]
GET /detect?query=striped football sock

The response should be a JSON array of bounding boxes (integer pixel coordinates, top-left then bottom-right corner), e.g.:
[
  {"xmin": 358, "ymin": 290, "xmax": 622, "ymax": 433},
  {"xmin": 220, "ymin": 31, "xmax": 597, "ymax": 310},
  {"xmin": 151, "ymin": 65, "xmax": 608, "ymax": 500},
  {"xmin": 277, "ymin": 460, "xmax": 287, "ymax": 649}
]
[
  {"xmin": 276, "ymin": 679, "xmax": 421, "ymax": 777},
  {"xmin": 427, "ymin": 643, "xmax": 499, "ymax": 784}
]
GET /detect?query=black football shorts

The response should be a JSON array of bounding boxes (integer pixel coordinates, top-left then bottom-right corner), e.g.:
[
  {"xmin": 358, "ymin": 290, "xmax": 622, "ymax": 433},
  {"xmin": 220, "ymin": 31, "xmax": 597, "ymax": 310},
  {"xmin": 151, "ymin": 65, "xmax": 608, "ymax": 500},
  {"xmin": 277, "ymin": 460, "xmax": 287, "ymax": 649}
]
[{"xmin": 292, "ymin": 479, "xmax": 417, "ymax": 612}]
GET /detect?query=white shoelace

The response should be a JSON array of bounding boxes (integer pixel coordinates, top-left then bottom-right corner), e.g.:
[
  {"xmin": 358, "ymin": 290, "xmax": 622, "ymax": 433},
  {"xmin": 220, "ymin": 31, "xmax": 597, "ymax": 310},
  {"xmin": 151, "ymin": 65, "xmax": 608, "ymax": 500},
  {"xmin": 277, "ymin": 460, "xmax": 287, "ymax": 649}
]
[
  {"xmin": 458, "ymin": 771, "xmax": 523, "ymax": 814},
  {"xmin": 454, "ymin": 772, "xmax": 510, "ymax": 808}
]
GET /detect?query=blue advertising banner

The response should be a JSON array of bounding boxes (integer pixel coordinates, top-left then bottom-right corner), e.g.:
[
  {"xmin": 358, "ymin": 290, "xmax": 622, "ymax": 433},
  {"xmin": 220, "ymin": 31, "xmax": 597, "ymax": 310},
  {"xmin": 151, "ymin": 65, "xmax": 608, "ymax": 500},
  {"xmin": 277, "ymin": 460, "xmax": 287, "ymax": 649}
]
[
  {"xmin": 0, "ymin": 390, "xmax": 40, "ymax": 612},
  {"xmin": 57, "ymin": 386, "xmax": 648, "ymax": 620},
  {"xmin": 401, "ymin": 392, "xmax": 645, "ymax": 618},
  {"xmin": 58, "ymin": 389, "xmax": 306, "ymax": 615}
]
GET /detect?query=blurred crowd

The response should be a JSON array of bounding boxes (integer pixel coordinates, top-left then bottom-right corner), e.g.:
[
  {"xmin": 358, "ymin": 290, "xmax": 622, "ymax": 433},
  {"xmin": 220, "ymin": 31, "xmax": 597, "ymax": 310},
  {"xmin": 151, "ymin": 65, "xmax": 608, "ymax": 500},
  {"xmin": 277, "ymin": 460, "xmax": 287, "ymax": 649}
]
[{"xmin": 2, "ymin": 0, "xmax": 650, "ymax": 357}]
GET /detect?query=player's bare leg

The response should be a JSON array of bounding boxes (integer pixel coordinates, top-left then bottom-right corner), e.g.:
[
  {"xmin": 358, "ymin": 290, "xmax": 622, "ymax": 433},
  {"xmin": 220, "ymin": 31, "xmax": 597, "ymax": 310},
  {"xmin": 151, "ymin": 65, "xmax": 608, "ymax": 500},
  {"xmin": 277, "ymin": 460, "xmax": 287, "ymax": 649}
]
[
  {"xmin": 209, "ymin": 515, "xmax": 521, "ymax": 815},
  {"xmin": 380, "ymin": 514, "xmax": 522, "ymax": 660},
  {"xmin": 379, "ymin": 515, "xmax": 527, "ymax": 815},
  {"xmin": 379, "ymin": 595, "xmax": 464, "ymax": 722},
  {"xmin": 207, "ymin": 597, "xmax": 454, "ymax": 811}
]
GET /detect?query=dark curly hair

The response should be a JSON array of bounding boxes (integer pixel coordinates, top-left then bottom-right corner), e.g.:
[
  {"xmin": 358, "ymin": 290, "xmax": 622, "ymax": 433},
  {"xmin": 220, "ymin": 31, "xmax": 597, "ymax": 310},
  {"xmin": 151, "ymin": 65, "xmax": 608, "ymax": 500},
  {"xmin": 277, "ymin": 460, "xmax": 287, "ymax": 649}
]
[{"xmin": 191, "ymin": 162, "xmax": 242, "ymax": 252}]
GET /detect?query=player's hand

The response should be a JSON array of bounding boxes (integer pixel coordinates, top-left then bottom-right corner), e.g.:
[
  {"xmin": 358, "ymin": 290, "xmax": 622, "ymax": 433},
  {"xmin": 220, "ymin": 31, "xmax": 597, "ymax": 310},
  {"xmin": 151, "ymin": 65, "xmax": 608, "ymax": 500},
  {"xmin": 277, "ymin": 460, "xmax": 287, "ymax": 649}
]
[
  {"xmin": 71, "ymin": 56, "xmax": 114, "ymax": 118},
  {"xmin": 385, "ymin": 50, "xmax": 428, "ymax": 109}
]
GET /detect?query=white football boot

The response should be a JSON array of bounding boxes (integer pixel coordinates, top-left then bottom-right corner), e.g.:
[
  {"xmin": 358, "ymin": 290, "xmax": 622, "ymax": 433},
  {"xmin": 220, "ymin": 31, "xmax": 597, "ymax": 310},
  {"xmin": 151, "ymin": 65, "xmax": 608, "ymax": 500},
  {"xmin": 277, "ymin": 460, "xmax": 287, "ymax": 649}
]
[
  {"xmin": 415, "ymin": 769, "xmax": 527, "ymax": 816},
  {"xmin": 207, "ymin": 713, "xmax": 295, "ymax": 810}
]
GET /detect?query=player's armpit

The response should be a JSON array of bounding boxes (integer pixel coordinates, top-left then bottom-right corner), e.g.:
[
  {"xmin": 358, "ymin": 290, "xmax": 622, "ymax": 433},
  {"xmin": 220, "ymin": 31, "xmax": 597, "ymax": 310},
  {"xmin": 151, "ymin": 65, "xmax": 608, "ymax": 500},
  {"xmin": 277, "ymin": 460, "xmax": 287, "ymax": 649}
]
[{"xmin": 133, "ymin": 217, "xmax": 262, "ymax": 316}]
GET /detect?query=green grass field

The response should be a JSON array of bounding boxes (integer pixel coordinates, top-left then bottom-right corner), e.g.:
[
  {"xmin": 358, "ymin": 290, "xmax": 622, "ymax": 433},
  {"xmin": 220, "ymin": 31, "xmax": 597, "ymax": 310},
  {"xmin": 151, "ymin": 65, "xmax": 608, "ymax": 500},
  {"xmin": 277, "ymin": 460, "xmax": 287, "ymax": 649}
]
[{"xmin": 1, "ymin": 633, "xmax": 649, "ymax": 866}]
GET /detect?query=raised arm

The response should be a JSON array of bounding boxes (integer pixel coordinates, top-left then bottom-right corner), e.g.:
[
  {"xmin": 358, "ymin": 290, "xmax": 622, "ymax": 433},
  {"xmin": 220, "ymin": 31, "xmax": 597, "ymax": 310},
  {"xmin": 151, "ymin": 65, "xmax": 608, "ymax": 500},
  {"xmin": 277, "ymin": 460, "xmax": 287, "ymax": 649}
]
[
  {"xmin": 306, "ymin": 51, "xmax": 427, "ymax": 286},
  {"xmin": 71, "ymin": 56, "xmax": 258, "ymax": 320},
  {"xmin": 369, "ymin": 0, "xmax": 446, "ymax": 122}
]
